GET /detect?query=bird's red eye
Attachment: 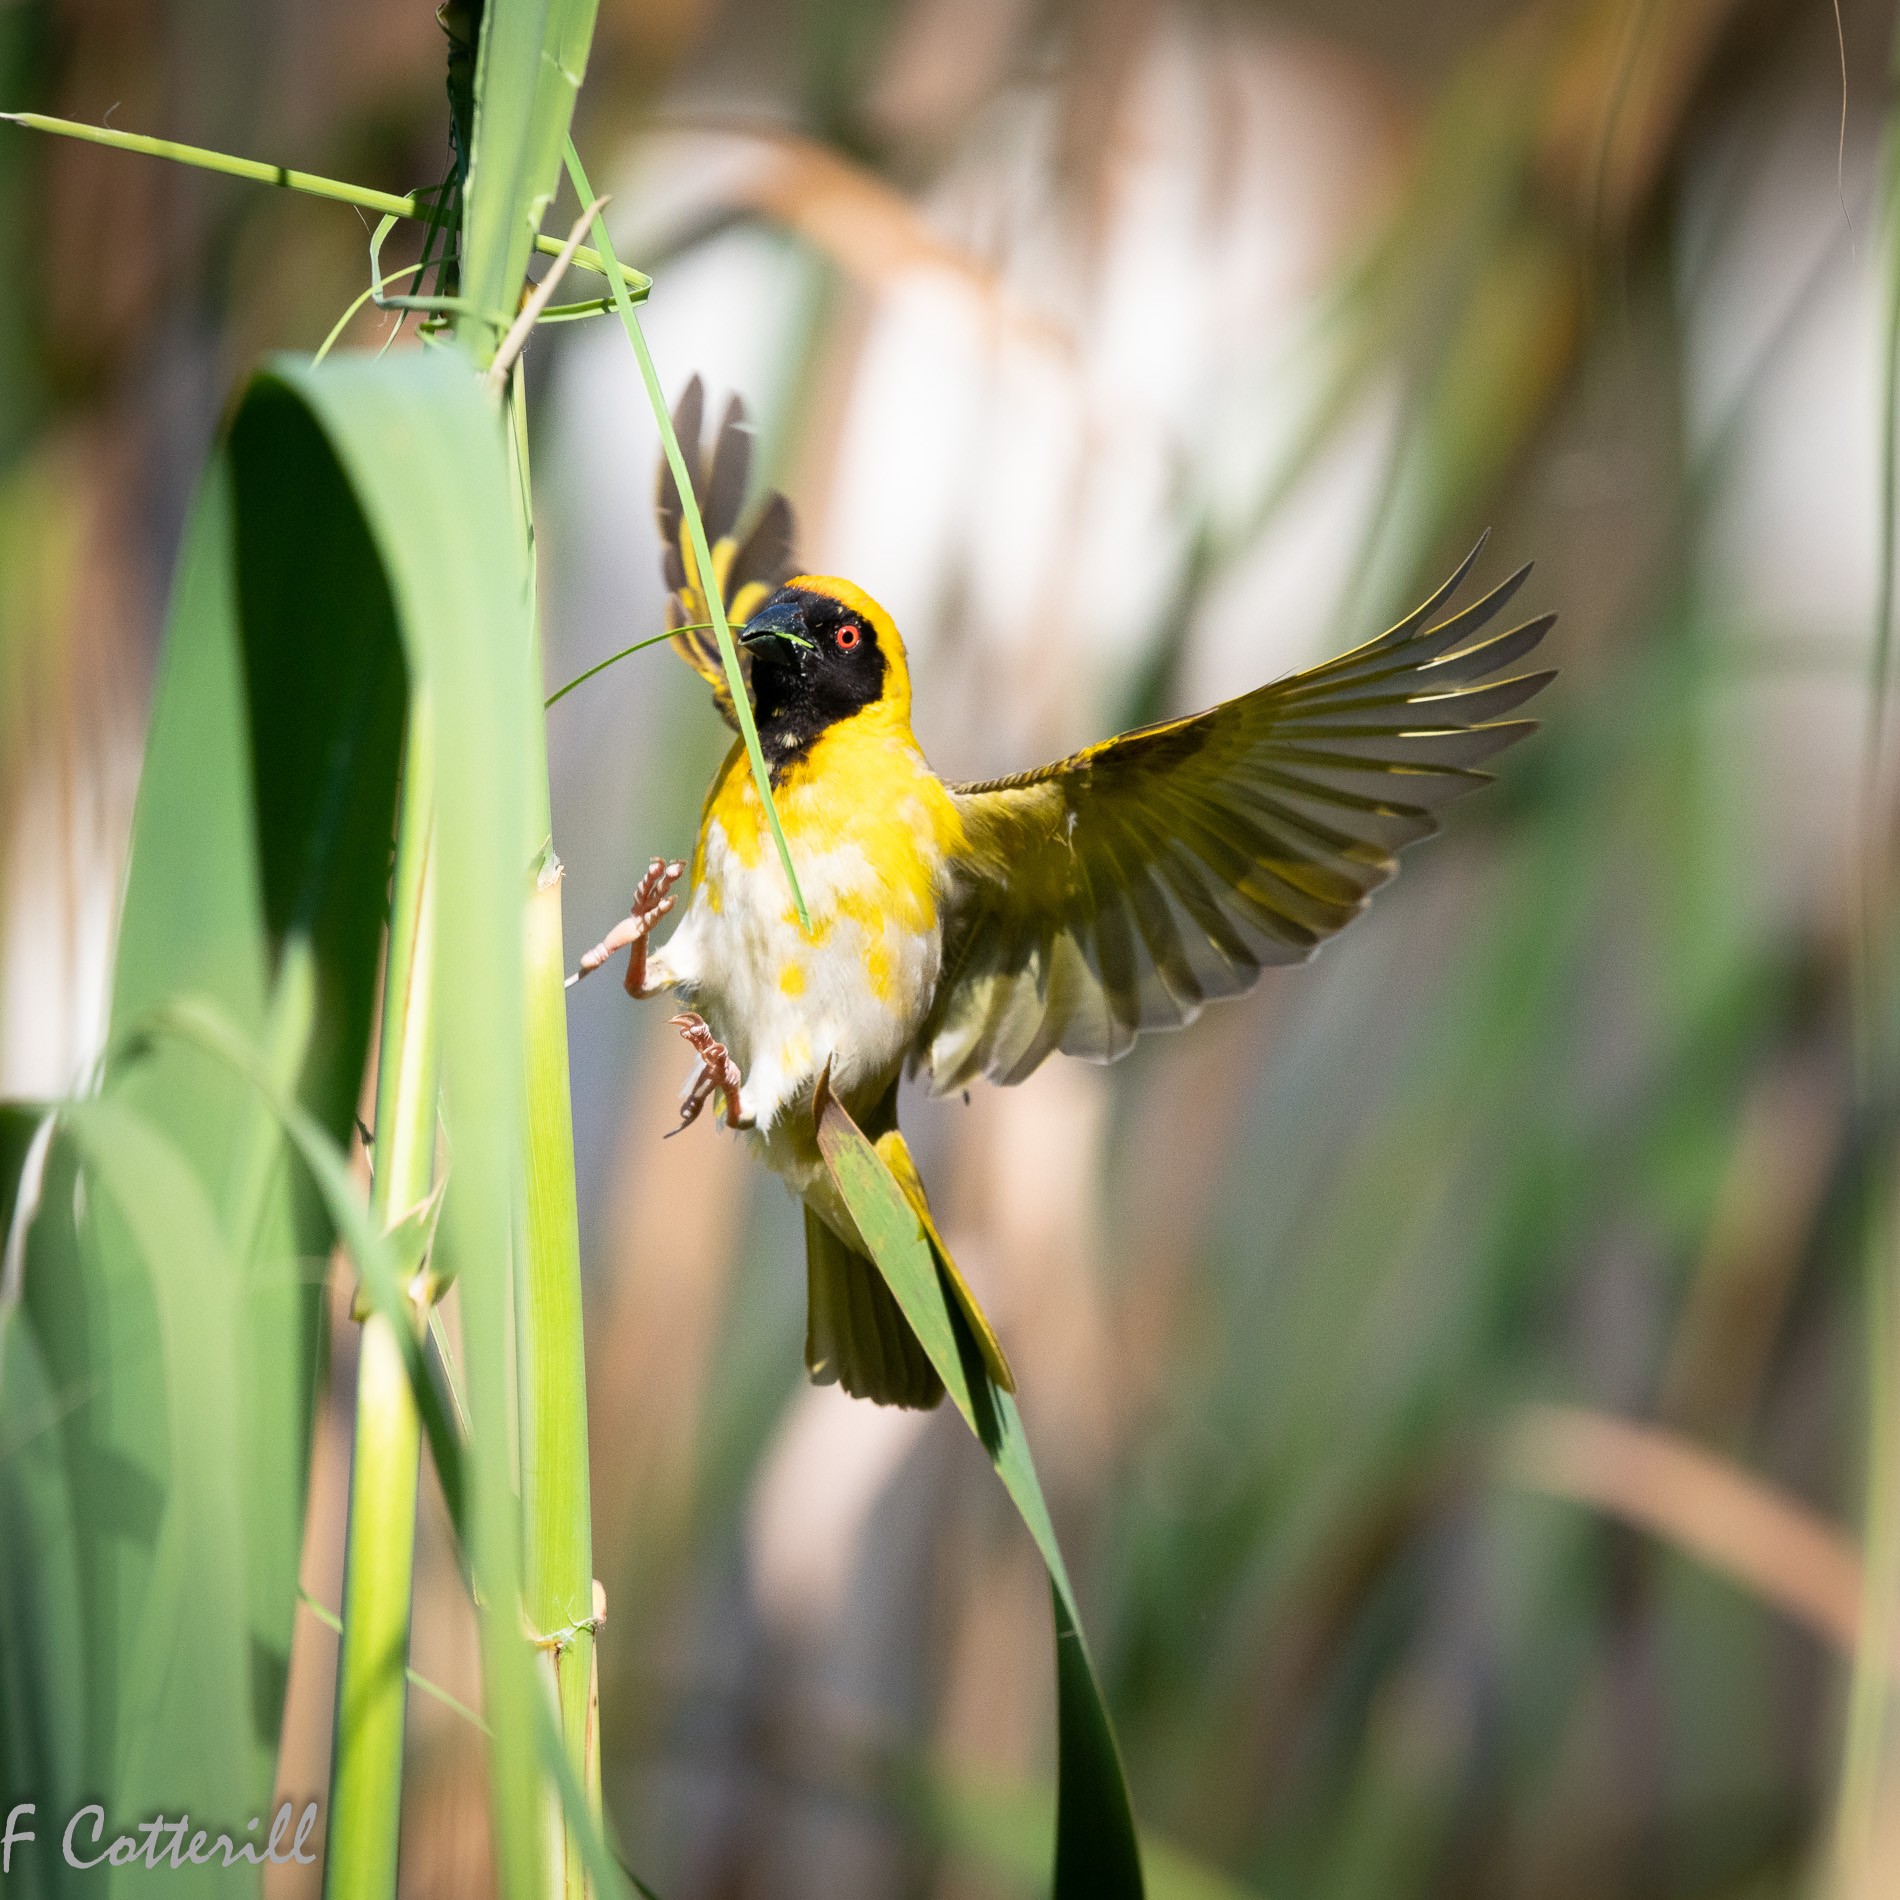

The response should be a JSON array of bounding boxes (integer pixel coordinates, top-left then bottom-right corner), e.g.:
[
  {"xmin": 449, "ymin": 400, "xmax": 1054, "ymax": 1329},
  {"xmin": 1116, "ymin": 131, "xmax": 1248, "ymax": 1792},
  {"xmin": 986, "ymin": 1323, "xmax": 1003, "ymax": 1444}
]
[{"xmin": 836, "ymin": 623, "xmax": 860, "ymax": 650}]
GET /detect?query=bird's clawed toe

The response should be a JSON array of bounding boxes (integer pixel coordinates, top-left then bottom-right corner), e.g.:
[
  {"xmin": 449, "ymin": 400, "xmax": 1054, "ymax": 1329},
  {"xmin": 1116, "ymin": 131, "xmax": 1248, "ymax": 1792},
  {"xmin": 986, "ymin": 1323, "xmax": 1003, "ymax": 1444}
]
[
  {"xmin": 669, "ymin": 1012, "xmax": 750, "ymax": 1132},
  {"xmin": 571, "ymin": 857, "xmax": 684, "ymax": 994}
]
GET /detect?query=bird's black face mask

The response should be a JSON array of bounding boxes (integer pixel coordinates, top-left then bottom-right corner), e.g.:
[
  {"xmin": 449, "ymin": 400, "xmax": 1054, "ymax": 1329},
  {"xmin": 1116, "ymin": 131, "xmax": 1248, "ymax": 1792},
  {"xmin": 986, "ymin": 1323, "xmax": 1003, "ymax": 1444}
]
[{"xmin": 739, "ymin": 586, "xmax": 888, "ymax": 773}]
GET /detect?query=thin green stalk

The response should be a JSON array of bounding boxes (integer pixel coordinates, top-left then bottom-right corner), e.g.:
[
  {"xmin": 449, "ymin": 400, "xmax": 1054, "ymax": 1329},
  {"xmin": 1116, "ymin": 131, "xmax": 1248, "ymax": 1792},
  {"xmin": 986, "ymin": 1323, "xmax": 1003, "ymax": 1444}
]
[
  {"xmin": 0, "ymin": 111, "xmax": 649, "ymax": 288},
  {"xmin": 299, "ymin": 1592, "xmax": 489, "ymax": 1734},
  {"xmin": 543, "ymin": 626, "xmax": 713, "ymax": 708},
  {"xmin": 324, "ymin": 702, "xmax": 439, "ymax": 1900},
  {"xmin": 561, "ymin": 136, "xmax": 811, "ymax": 929},
  {"xmin": 315, "ymin": 257, "xmax": 449, "ymax": 368}
]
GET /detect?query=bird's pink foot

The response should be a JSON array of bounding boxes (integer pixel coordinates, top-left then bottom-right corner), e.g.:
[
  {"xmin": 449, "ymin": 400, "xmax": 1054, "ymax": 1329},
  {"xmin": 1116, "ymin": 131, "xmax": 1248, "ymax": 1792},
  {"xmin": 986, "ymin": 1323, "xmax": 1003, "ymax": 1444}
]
[
  {"xmin": 570, "ymin": 858, "xmax": 683, "ymax": 996},
  {"xmin": 669, "ymin": 1012, "xmax": 750, "ymax": 1131}
]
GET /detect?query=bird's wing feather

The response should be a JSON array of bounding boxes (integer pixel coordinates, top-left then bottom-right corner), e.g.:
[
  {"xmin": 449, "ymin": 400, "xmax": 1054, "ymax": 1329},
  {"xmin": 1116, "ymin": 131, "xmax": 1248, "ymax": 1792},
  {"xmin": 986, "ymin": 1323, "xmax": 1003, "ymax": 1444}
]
[
  {"xmin": 655, "ymin": 376, "xmax": 799, "ymax": 728},
  {"xmin": 918, "ymin": 545, "xmax": 1556, "ymax": 1091}
]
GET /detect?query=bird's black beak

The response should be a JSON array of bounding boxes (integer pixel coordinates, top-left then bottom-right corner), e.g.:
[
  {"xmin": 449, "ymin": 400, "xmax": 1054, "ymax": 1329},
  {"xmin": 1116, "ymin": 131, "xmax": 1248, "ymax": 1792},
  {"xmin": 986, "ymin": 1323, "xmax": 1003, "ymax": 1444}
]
[{"xmin": 739, "ymin": 599, "xmax": 809, "ymax": 656}]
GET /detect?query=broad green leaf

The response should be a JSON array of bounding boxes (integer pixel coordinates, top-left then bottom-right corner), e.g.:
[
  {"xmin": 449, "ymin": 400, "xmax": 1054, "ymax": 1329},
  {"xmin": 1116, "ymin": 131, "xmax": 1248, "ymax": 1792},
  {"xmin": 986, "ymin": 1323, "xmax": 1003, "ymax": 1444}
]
[
  {"xmin": 813, "ymin": 1085, "xmax": 1145, "ymax": 1900},
  {"xmin": 19, "ymin": 344, "xmax": 547, "ymax": 1895},
  {"xmin": 12, "ymin": 381, "xmax": 404, "ymax": 1835},
  {"xmin": 248, "ymin": 351, "xmax": 546, "ymax": 1899}
]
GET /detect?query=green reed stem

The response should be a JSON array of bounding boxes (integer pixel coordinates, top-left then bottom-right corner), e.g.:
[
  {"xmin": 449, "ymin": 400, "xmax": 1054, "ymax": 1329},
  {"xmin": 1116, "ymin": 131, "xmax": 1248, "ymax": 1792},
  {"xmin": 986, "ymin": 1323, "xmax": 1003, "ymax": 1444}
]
[
  {"xmin": 560, "ymin": 136, "xmax": 811, "ymax": 930},
  {"xmin": 0, "ymin": 111, "xmax": 649, "ymax": 289},
  {"xmin": 508, "ymin": 349, "xmax": 605, "ymax": 1900},
  {"xmin": 323, "ymin": 700, "xmax": 439, "ymax": 1900},
  {"xmin": 521, "ymin": 857, "xmax": 599, "ymax": 1900}
]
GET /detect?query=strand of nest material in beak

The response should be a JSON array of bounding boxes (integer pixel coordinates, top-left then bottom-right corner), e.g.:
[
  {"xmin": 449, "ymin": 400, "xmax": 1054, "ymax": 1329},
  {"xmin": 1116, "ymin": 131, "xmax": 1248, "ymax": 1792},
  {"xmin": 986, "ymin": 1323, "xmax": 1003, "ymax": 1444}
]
[{"xmin": 484, "ymin": 196, "xmax": 607, "ymax": 393}]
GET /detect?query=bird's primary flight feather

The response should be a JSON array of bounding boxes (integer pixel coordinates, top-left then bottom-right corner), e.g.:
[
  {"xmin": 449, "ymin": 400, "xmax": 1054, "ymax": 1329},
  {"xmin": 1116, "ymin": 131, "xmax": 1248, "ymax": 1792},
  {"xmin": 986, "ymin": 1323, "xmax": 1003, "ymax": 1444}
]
[
  {"xmin": 926, "ymin": 546, "xmax": 1553, "ymax": 1088},
  {"xmin": 582, "ymin": 378, "xmax": 1556, "ymax": 1410}
]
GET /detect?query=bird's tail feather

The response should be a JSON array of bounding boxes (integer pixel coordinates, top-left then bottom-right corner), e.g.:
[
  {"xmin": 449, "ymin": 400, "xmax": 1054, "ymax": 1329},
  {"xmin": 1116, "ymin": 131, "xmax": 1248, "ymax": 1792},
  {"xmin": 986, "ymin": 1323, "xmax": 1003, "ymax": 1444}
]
[
  {"xmin": 805, "ymin": 1205, "xmax": 943, "ymax": 1409},
  {"xmin": 802, "ymin": 1126, "xmax": 1016, "ymax": 1410}
]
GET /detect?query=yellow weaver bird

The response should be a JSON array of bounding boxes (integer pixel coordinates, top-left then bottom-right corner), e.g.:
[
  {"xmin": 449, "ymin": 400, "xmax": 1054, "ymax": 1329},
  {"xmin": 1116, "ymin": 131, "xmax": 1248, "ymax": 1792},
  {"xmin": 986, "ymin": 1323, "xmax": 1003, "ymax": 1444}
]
[{"xmin": 575, "ymin": 381, "xmax": 1555, "ymax": 1410}]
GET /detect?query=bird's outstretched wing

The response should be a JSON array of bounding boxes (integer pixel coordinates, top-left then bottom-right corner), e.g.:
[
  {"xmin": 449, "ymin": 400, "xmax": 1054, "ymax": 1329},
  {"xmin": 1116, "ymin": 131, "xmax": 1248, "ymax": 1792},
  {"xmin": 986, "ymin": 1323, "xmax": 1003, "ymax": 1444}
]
[
  {"xmin": 917, "ymin": 545, "xmax": 1556, "ymax": 1091},
  {"xmin": 656, "ymin": 376, "xmax": 798, "ymax": 729}
]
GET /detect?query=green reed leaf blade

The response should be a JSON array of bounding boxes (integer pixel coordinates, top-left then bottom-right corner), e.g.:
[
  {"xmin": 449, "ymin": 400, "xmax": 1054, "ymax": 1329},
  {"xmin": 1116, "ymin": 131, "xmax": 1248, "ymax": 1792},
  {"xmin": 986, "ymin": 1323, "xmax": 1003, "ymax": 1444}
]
[
  {"xmin": 903, "ymin": 1763, "xmax": 1267, "ymax": 1900},
  {"xmin": 813, "ymin": 1088, "xmax": 1145, "ymax": 1900},
  {"xmin": 458, "ymin": 0, "xmax": 600, "ymax": 359}
]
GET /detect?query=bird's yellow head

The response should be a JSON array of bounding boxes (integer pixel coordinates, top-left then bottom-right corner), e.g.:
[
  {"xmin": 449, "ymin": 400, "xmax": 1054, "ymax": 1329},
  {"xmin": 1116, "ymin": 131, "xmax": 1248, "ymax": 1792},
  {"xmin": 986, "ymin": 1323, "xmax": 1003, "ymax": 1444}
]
[{"xmin": 738, "ymin": 576, "xmax": 910, "ymax": 766}]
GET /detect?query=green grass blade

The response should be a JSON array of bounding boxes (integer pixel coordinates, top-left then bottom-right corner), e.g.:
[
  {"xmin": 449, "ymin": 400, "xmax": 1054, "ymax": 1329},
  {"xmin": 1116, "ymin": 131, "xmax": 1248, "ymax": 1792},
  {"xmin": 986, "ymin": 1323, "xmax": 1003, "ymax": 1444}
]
[
  {"xmin": 298, "ymin": 1593, "xmax": 490, "ymax": 1734},
  {"xmin": 562, "ymin": 136, "xmax": 811, "ymax": 928},
  {"xmin": 521, "ymin": 0, "xmax": 601, "ymax": 295},
  {"xmin": 543, "ymin": 627, "xmax": 714, "ymax": 710},
  {"xmin": 813, "ymin": 1088, "xmax": 1145, "ymax": 1899},
  {"xmin": 0, "ymin": 108, "xmax": 420, "ymax": 211}
]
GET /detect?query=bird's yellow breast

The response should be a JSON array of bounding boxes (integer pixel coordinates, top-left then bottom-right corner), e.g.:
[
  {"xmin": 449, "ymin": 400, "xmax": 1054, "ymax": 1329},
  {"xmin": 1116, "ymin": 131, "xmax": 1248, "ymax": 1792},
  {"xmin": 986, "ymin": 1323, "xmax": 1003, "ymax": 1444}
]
[
  {"xmin": 653, "ymin": 700, "xmax": 964, "ymax": 1162},
  {"xmin": 692, "ymin": 703, "xmax": 965, "ymax": 945}
]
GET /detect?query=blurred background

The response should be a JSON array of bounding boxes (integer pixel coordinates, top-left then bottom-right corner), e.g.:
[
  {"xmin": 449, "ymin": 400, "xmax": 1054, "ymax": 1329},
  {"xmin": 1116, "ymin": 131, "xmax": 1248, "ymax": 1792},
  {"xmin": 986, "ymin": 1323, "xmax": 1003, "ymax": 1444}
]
[{"xmin": 4, "ymin": 0, "xmax": 1899, "ymax": 1893}]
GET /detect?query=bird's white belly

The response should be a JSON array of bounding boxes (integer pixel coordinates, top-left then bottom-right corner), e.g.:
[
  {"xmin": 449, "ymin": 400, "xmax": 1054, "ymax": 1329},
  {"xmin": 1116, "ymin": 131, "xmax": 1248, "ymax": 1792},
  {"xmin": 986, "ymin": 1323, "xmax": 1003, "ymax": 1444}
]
[{"xmin": 650, "ymin": 814, "xmax": 942, "ymax": 1178}]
